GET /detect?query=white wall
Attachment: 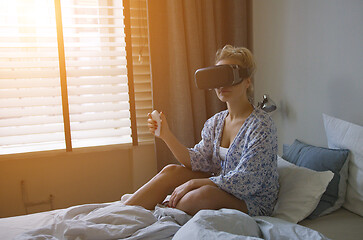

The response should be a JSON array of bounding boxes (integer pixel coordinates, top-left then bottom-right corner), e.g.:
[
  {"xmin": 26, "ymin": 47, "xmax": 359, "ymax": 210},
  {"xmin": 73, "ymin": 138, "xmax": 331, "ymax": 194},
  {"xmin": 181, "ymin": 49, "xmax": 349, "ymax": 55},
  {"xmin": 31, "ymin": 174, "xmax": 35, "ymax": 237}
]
[{"xmin": 253, "ymin": 0, "xmax": 363, "ymax": 153}]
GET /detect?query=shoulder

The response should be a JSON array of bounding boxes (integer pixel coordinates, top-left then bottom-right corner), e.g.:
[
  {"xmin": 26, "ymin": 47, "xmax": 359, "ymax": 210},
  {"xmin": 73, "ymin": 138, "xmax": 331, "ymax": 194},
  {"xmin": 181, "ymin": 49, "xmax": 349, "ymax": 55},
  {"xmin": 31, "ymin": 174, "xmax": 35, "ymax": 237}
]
[
  {"xmin": 249, "ymin": 108, "xmax": 276, "ymax": 131},
  {"xmin": 244, "ymin": 108, "xmax": 278, "ymax": 151},
  {"xmin": 245, "ymin": 108, "xmax": 277, "ymax": 142}
]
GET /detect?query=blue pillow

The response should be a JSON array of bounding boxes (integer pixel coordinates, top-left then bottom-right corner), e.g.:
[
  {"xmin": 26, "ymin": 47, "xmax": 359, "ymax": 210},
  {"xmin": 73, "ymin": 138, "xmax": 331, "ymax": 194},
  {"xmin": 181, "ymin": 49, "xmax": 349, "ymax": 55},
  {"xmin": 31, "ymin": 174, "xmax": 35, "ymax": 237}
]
[{"xmin": 282, "ymin": 139, "xmax": 349, "ymax": 219}]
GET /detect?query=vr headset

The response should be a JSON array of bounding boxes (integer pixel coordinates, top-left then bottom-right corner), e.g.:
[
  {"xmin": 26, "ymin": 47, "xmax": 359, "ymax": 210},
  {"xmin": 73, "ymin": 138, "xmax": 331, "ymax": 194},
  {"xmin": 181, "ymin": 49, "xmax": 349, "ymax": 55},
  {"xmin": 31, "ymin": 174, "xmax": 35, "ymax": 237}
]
[{"xmin": 194, "ymin": 64, "xmax": 250, "ymax": 89}]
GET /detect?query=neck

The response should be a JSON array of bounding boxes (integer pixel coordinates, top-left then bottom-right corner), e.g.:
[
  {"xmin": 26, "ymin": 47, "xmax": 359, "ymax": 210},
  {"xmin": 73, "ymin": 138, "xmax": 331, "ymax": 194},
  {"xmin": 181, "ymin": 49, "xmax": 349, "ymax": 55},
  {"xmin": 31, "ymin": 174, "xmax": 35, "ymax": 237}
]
[{"xmin": 227, "ymin": 99, "xmax": 254, "ymax": 120}]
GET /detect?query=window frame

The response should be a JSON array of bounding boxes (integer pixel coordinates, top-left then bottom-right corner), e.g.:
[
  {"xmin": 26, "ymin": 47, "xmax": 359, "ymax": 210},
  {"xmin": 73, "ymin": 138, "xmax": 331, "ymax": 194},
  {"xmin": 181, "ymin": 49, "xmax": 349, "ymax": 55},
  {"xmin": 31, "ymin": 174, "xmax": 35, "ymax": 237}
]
[{"xmin": 0, "ymin": 0, "xmax": 153, "ymax": 155}]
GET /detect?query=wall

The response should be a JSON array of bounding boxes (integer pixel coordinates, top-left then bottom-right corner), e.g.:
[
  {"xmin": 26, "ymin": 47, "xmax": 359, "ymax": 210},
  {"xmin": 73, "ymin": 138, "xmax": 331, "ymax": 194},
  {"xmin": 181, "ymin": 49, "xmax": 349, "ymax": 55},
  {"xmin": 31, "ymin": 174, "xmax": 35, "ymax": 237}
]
[
  {"xmin": 0, "ymin": 143, "xmax": 157, "ymax": 218},
  {"xmin": 253, "ymin": 0, "xmax": 363, "ymax": 153}
]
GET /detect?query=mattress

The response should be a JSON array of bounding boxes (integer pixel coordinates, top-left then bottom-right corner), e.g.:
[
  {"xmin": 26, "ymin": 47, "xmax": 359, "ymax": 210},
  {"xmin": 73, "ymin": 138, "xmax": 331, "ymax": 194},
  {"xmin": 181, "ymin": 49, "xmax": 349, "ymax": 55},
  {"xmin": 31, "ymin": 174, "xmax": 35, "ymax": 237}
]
[{"xmin": 299, "ymin": 208, "xmax": 363, "ymax": 240}]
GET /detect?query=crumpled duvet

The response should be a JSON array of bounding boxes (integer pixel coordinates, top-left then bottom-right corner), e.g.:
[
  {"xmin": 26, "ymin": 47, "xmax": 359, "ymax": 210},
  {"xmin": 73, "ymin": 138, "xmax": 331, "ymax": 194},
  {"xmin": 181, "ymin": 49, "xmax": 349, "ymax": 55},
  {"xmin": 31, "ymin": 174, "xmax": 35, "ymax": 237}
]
[{"xmin": 14, "ymin": 201, "xmax": 330, "ymax": 240}]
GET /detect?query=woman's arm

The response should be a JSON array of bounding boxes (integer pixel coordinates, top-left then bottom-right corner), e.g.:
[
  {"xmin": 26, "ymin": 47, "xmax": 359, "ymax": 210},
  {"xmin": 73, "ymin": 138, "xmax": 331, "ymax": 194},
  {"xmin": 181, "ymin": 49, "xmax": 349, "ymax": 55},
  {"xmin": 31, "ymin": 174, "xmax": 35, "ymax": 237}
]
[{"xmin": 148, "ymin": 112, "xmax": 192, "ymax": 169}]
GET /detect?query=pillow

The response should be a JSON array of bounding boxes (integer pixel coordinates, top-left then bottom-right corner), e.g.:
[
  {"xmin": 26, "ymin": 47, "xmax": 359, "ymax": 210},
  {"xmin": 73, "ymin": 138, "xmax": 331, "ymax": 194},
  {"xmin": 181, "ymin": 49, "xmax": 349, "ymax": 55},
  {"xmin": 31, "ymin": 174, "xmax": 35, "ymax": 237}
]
[
  {"xmin": 323, "ymin": 114, "xmax": 363, "ymax": 217},
  {"xmin": 272, "ymin": 156, "xmax": 334, "ymax": 223},
  {"xmin": 282, "ymin": 139, "xmax": 349, "ymax": 218}
]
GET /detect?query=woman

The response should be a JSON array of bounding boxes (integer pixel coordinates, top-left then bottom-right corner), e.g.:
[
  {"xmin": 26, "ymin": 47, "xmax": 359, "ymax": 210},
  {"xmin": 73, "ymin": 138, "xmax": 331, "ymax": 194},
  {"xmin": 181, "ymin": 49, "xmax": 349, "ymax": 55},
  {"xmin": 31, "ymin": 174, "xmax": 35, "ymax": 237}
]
[{"xmin": 125, "ymin": 45, "xmax": 279, "ymax": 216}]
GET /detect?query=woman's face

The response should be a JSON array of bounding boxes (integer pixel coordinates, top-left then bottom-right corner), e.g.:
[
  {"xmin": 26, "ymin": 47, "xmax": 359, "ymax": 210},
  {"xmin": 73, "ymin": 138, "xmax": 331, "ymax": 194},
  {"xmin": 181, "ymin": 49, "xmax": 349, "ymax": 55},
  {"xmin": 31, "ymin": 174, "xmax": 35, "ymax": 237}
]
[{"xmin": 214, "ymin": 58, "xmax": 251, "ymax": 103}]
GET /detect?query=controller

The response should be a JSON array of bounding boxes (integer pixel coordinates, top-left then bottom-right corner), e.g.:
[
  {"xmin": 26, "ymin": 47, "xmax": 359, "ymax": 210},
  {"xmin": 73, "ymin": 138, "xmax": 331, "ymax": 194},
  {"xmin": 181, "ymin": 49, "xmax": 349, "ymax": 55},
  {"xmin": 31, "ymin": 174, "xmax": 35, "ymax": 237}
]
[{"xmin": 151, "ymin": 110, "xmax": 161, "ymax": 136}]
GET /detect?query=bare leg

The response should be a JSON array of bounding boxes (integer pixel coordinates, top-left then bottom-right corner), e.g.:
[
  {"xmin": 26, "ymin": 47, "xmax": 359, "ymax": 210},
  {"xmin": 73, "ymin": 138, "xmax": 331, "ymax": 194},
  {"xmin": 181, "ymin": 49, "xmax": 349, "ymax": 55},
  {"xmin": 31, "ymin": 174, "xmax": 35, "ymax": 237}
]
[
  {"xmin": 176, "ymin": 185, "xmax": 248, "ymax": 215},
  {"xmin": 124, "ymin": 164, "xmax": 210, "ymax": 210}
]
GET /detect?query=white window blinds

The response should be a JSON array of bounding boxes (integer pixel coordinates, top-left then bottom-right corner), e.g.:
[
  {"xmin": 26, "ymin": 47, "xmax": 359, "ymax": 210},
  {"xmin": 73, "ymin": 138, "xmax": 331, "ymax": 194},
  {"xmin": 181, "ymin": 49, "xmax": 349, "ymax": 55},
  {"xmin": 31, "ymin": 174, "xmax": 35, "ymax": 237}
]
[
  {"xmin": 62, "ymin": 0, "xmax": 131, "ymax": 149},
  {"xmin": 0, "ymin": 0, "xmax": 152, "ymax": 155},
  {"xmin": 130, "ymin": 0, "xmax": 153, "ymax": 143},
  {"xmin": 0, "ymin": 0, "xmax": 66, "ymax": 154}
]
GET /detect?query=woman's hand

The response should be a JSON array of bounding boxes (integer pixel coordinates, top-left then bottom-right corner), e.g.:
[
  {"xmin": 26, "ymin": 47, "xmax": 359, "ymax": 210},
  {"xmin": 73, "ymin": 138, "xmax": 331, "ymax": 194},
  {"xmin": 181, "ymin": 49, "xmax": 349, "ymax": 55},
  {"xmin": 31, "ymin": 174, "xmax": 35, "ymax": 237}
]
[
  {"xmin": 147, "ymin": 111, "xmax": 170, "ymax": 140},
  {"xmin": 168, "ymin": 179, "xmax": 197, "ymax": 208},
  {"xmin": 168, "ymin": 178, "xmax": 216, "ymax": 208},
  {"xmin": 147, "ymin": 111, "xmax": 192, "ymax": 168}
]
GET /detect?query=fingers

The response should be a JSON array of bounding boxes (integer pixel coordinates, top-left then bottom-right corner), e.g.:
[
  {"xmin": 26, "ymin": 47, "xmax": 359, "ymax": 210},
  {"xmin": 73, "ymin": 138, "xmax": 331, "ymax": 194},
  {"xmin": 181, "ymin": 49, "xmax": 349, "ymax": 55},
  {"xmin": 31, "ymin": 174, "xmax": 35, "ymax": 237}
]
[
  {"xmin": 147, "ymin": 113, "xmax": 159, "ymax": 134},
  {"xmin": 147, "ymin": 118, "xmax": 158, "ymax": 128},
  {"xmin": 169, "ymin": 188, "xmax": 182, "ymax": 208},
  {"xmin": 168, "ymin": 183, "xmax": 189, "ymax": 208}
]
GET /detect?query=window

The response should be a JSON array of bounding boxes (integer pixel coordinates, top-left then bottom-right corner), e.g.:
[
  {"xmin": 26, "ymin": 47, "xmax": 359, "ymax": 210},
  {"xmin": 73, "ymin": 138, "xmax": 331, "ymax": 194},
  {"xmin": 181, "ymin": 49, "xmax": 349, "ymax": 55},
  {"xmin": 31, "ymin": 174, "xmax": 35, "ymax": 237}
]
[
  {"xmin": 130, "ymin": 0, "xmax": 153, "ymax": 143},
  {"xmin": 0, "ymin": 0, "xmax": 152, "ymax": 155}
]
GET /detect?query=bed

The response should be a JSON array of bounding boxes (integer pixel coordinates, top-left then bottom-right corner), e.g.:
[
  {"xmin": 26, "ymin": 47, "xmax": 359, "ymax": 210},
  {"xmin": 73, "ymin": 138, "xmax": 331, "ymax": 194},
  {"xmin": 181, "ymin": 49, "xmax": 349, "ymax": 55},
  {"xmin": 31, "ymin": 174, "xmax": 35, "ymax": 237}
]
[
  {"xmin": 0, "ymin": 114, "xmax": 362, "ymax": 240},
  {"xmin": 0, "ymin": 198, "xmax": 331, "ymax": 240},
  {"xmin": 300, "ymin": 208, "xmax": 363, "ymax": 240}
]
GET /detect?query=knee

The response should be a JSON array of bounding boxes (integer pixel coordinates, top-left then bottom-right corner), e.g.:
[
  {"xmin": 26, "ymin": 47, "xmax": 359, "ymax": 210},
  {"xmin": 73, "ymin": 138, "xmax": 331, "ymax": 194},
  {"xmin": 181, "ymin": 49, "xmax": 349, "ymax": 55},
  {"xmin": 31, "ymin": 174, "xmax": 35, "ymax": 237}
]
[
  {"xmin": 177, "ymin": 185, "xmax": 217, "ymax": 215},
  {"xmin": 154, "ymin": 164, "xmax": 185, "ymax": 189},
  {"xmin": 159, "ymin": 164, "xmax": 185, "ymax": 176}
]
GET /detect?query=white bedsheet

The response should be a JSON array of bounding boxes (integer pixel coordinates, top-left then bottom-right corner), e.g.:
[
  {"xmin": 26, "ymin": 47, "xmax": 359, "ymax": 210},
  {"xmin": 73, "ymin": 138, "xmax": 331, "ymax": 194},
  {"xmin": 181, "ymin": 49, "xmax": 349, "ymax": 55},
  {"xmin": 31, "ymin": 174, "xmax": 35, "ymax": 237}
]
[
  {"xmin": 174, "ymin": 209, "xmax": 329, "ymax": 240},
  {"xmin": 0, "ymin": 201, "xmax": 330, "ymax": 240}
]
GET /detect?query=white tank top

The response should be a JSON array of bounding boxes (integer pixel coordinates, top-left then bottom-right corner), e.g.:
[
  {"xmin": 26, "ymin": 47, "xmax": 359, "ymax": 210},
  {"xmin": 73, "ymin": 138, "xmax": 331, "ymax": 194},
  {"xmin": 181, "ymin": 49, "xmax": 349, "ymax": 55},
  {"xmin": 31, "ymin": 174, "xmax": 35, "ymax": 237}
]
[{"xmin": 219, "ymin": 146, "xmax": 229, "ymax": 161}]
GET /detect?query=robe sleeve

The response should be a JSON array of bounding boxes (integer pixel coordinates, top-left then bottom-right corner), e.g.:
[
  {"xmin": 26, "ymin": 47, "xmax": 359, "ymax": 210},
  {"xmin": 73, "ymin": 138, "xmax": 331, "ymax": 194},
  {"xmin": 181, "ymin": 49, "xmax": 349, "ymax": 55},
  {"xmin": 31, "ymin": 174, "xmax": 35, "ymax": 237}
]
[{"xmin": 188, "ymin": 117, "xmax": 221, "ymax": 173}]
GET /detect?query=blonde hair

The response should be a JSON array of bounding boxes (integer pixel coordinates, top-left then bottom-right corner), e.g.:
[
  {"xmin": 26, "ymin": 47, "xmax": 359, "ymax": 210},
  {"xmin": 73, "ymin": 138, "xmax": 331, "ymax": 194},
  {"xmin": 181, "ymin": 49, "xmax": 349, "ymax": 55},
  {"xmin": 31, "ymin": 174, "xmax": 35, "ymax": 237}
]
[{"xmin": 215, "ymin": 45, "xmax": 256, "ymax": 102}]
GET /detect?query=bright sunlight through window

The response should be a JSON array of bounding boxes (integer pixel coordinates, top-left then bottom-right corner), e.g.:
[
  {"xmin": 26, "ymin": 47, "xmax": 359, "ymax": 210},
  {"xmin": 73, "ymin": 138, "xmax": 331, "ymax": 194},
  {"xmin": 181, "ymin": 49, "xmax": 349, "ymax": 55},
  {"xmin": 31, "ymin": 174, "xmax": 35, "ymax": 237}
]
[{"xmin": 0, "ymin": 0, "xmax": 134, "ymax": 154}]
